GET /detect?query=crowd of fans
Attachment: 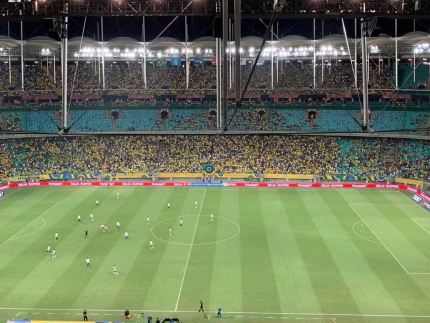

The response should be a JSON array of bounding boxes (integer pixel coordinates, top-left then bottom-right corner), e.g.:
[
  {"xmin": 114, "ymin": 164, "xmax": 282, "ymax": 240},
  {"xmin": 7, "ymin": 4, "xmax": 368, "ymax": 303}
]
[
  {"xmin": 1, "ymin": 136, "xmax": 429, "ymax": 182},
  {"xmin": 0, "ymin": 61, "xmax": 400, "ymax": 97}
]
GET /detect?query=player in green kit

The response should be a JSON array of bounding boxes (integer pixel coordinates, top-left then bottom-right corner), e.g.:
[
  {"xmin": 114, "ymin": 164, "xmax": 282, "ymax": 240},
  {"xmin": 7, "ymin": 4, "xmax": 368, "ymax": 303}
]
[{"xmin": 360, "ymin": 223, "xmax": 364, "ymax": 233}]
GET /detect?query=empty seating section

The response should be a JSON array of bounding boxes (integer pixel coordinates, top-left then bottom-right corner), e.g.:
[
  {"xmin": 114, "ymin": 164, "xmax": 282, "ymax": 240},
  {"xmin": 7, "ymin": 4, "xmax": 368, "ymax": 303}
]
[
  {"xmin": 116, "ymin": 109, "xmax": 161, "ymax": 131},
  {"xmin": 1, "ymin": 106, "xmax": 429, "ymax": 132}
]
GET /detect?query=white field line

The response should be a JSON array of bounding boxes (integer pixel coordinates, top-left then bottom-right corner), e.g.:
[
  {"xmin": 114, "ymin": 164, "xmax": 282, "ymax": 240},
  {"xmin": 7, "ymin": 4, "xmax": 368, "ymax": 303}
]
[
  {"xmin": 0, "ymin": 188, "xmax": 21, "ymax": 201},
  {"xmin": 412, "ymin": 218, "xmax": 430, "ymax": 235},
  {"xmin": 397, "ymin": 191, "xmax": 430, "ymax": 215},
  {"xmin": 1, "ymin": 308, "xmax": 430, "ymax": 319},
  {"xmin": 351, "ymin": 221, "xmax": 381, "ymax": 245},
  {"xmin": 174, "ymin": 188, "xmax": 207, "ymax": 312},
  {"xmin": 349, "ymin": 203, "xmax": 420, "ymax": 207},
  {"xmin": 0, "ymin": 202, "xmax": 60, "ymax": 249},
  {"xmin": 348, "ymin": 204, "xmax": 411, "ymax": 274}
]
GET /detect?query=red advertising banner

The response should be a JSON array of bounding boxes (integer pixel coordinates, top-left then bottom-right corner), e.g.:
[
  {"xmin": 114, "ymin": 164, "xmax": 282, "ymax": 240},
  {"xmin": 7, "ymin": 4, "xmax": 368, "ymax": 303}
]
[
  {"xmin": 2, "ymin": 181, "xmax": 429, "ymax": 203},
  {"xmin": 128, "ymin": 94, "xmax": 154, "ymax": 99},
  {"xmin": 269, "ymin": 94, "xmax": 300, "ymax": 99}
]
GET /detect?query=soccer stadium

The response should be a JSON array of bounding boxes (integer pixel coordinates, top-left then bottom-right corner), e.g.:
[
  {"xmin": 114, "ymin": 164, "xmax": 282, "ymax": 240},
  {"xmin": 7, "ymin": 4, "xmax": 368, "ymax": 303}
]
[{"xmin": 1, "ymin": 1, "xmax": 430, "ymax": 323}]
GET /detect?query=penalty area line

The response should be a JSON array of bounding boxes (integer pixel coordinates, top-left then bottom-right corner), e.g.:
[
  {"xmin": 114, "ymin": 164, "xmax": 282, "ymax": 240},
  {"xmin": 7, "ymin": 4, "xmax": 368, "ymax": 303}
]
[{"xmin": 0, "ymin": 202, "xmax": 60, "ymax": 249}]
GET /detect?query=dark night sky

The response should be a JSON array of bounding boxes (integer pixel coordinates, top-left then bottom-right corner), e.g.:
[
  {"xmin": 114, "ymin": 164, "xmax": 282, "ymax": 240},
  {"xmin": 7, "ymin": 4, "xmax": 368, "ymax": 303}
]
[{"xmin": 0, "ymin": 17, "xmax": 429, "ymax": 42}]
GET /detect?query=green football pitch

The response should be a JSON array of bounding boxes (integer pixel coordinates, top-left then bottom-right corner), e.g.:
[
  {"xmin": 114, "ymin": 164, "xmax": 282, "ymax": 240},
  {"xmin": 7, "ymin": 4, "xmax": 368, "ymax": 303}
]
[{"xmin": 1, "ymin": 187, "xmax": 430, "ymax": 323}]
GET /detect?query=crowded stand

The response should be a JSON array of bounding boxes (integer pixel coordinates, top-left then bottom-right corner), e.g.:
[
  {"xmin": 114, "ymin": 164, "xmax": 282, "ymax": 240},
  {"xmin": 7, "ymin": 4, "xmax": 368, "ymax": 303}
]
[{"xmin": 0, "ymin": 136, "xmax": 429, "ymax": 182}]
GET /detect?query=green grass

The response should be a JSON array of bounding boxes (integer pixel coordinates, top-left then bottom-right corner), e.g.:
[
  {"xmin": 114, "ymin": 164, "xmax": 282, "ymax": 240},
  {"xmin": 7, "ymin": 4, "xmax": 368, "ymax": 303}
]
[{"xmin": 1, "ymin": 187, "xmax": 430, "ymax": 323}]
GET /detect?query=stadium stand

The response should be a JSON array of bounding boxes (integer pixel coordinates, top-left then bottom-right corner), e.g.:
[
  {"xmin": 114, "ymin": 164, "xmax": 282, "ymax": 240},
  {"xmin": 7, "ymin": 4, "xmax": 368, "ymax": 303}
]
[{"xmin": 1, "ymin": 136, "xmax": 429, "ymax": 182}]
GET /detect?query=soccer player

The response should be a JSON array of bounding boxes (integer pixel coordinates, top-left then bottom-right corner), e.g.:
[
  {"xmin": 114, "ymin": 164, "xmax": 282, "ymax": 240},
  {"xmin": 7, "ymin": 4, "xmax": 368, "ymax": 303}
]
[
  {"xmin": 78, "ymin": 214, "xmax": 81, "ymax": 222},
  {"xmin": 169, "ymin": 227, "xmax": 172, "ymax": 237},
  {"xmin": 55, "ymin": 232, "xmax": 59, "ymax": 242},
  {"xmin": 117, "ymin": 221, "xmax": 121, "ymax": 229},
  {"xmin": 199, "ymin": 300, "xmax": 204, "ymax": 313},
  {"xmin": 117, "ymin": 192, "xmax": 119, "ymax": 199},
  {"xmin": 125, "ymin": 232, "xmax": 129, "ymax": 240},
  {"xmin": 90, "ymin": 213, "xmax": 94, "ymax": 222},
  {"xmin": 113, "ymin": 265, "xmax": 119, "ymax": 276},
  {"xmin": 217, "ymin": 306, "xmax": 222, "ymax": 318},
  {"xmin": 46, "ymin": 246, "xmax": 51, "ymax": 254},
  {"xmin": 101, "ymin": 224, "xmax": 105, "ymax": 232},
  {"xmin": 86, "ymin": 257, "xmax": 91, "ymax": 267},
  {"xmin": 150, "ymin": 240, "xmax": 154, "ymax": 250},
  {"xmin": 147, "ymin": 216, "xmax": 150, "ymax": 225},
  {"xmin": 85, "ymin": 230, "xmax": 88, "ymax": 239},
  {"xmin": 210, "ymin": 214, "xmax": 214, "ymax": 222},
  {"xmin": 96, "ymin": 200, "xmax": 99, "ymax": 206},
  {"xmin": 195, "ymin": 200, "xmax": 198, "ymax": 208},
  {"xmin": 179, "ymin": 219, "xmax": 183, "ymax": 227},
  {"xmin": 52, "ymin": 249, "xmax": 56, "ymax": 259},
  {"xmin": 167, "ymin": 203, "xmax": 170, "ymax": 210},
  {"xmin": 360, "ymin": 223, "xmax": 364, "ymax": 233}
]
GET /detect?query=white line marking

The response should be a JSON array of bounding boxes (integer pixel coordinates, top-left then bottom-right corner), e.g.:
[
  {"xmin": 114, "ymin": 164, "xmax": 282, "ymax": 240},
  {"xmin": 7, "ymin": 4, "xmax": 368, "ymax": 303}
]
[
  {"xmin": 15, "ymin": 313, "xmax": 20, "ymax": 317},
  {"xmin": 351, "ymin": 221, "xmax": 381, "ymax": 245},
  {"xmin": 349, "ymin": 203, "xmax": 419, "ymax": 206},
  {"xmin": 10, "ymin": 218, "xmax": 46, "ymax": 241},
  {"xmin": 152, "ymin": 215, "xmax": 240, "ymax": 246},
  {"xmin": 412, "ymin": 218, "xmax": 430, "ymax": 235},
  {"xmin": 2, "ymin": 307, "xmax": 430, "ymax": 319},
  {"xmin": 1, "ymin": 188, "xmax": 20, "ymax": 201},
  {"xmin": 0, "ymin": 202, "xmax": 60, "ymax": 249},
  {"xmin": 174, "ymin": 188, "xmax": 206, "ymax": 311},
  {"xmin": 349, "ymin": 204, "xmax": 411, "ymax": 274}
]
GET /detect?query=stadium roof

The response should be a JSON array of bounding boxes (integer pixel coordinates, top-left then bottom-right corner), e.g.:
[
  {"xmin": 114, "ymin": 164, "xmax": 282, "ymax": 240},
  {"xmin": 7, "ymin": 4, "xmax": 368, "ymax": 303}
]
[{"xmin": 1, "ymin": 32, "xmax": 430, "ymax": 58}]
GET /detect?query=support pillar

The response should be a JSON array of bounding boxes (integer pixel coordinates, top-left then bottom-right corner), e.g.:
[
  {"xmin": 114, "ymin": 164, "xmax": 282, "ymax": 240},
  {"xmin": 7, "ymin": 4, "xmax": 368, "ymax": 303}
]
[
  {"xmin": 101, "ymin": 16, "xmax": 105, "ymax": 91},
  {"xmin": 234, "ymin": 0, "xmax": 241, "ymax": 103},
  {"xmin": 20, "ymin": 21, "xmax": 24, "ymax": 91},
  {"xmin": 395, "ymin": 19, "xmax": 398, "ymax": 89},
  {"xmin": 222, "ymin": 0, "xmax": 228, "ymax": 129},
  {"xmin": 61, "ymin": 3, "xmax": 69, "ymax": 131},
  {"xmin": 361, "ymin": 18, "xmax": 369, "ymax": 129}
]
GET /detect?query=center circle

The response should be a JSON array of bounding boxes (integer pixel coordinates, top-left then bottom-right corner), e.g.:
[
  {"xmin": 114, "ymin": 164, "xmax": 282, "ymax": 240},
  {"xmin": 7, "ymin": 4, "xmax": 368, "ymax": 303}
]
[{"xmin": 151, "ymin": 215, "xmax": 240, "ymax": 246}]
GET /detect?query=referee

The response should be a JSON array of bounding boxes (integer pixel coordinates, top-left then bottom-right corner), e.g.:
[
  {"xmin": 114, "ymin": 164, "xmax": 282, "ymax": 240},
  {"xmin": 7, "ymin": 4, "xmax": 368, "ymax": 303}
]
[{"xmin": 83, "ymin": 309, "xmax": 88, "ymax": 321}]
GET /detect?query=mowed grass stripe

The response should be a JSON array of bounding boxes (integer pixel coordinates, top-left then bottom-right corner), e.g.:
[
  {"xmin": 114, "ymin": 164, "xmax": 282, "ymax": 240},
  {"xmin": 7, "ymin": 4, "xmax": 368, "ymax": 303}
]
[
  {"xmin": 175, "ymin": 189, "xmax": 222, "ymax": 311},
  {"xmin": 345, "ymin": 190, "xmax": 430, "ymax": 316},
  {"xmin": 239, "ymin": 190, "xmax": 282, "ymax": 313},
  {"xmin": 0, "ymin": 188, "xmax": 70, "ymax": 245},
  {"xmin": 282, "ymin": 190, "xmax": 362, "ymax": 314},
  {"xmin": 263, "ymin": 189, "xmax": 322, "ymax": 314},
  {"xmin": 306, "ymin": 191, "xmax": 403, "ymax": 317},
  {"xmin": 75, "ymin": 187, "xmax": 156, "ymax": 309},
  {"xmin": 356, "ymin": 190, "xmax": 430, "ymax": 273},
  {"xmin": 32, "ymin": 188, "xmax": 129, "ymax": 308},
  {"xmin": 0, "ymin": 188, "xmax": 105, "ymax": 307},
  {"xmin": 136, "ymin": 188, "xmax": 203, "ymax": 310},
  {"xmin": 209, "ymin": 188, "xmax": 242, "ymax": 312}
]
